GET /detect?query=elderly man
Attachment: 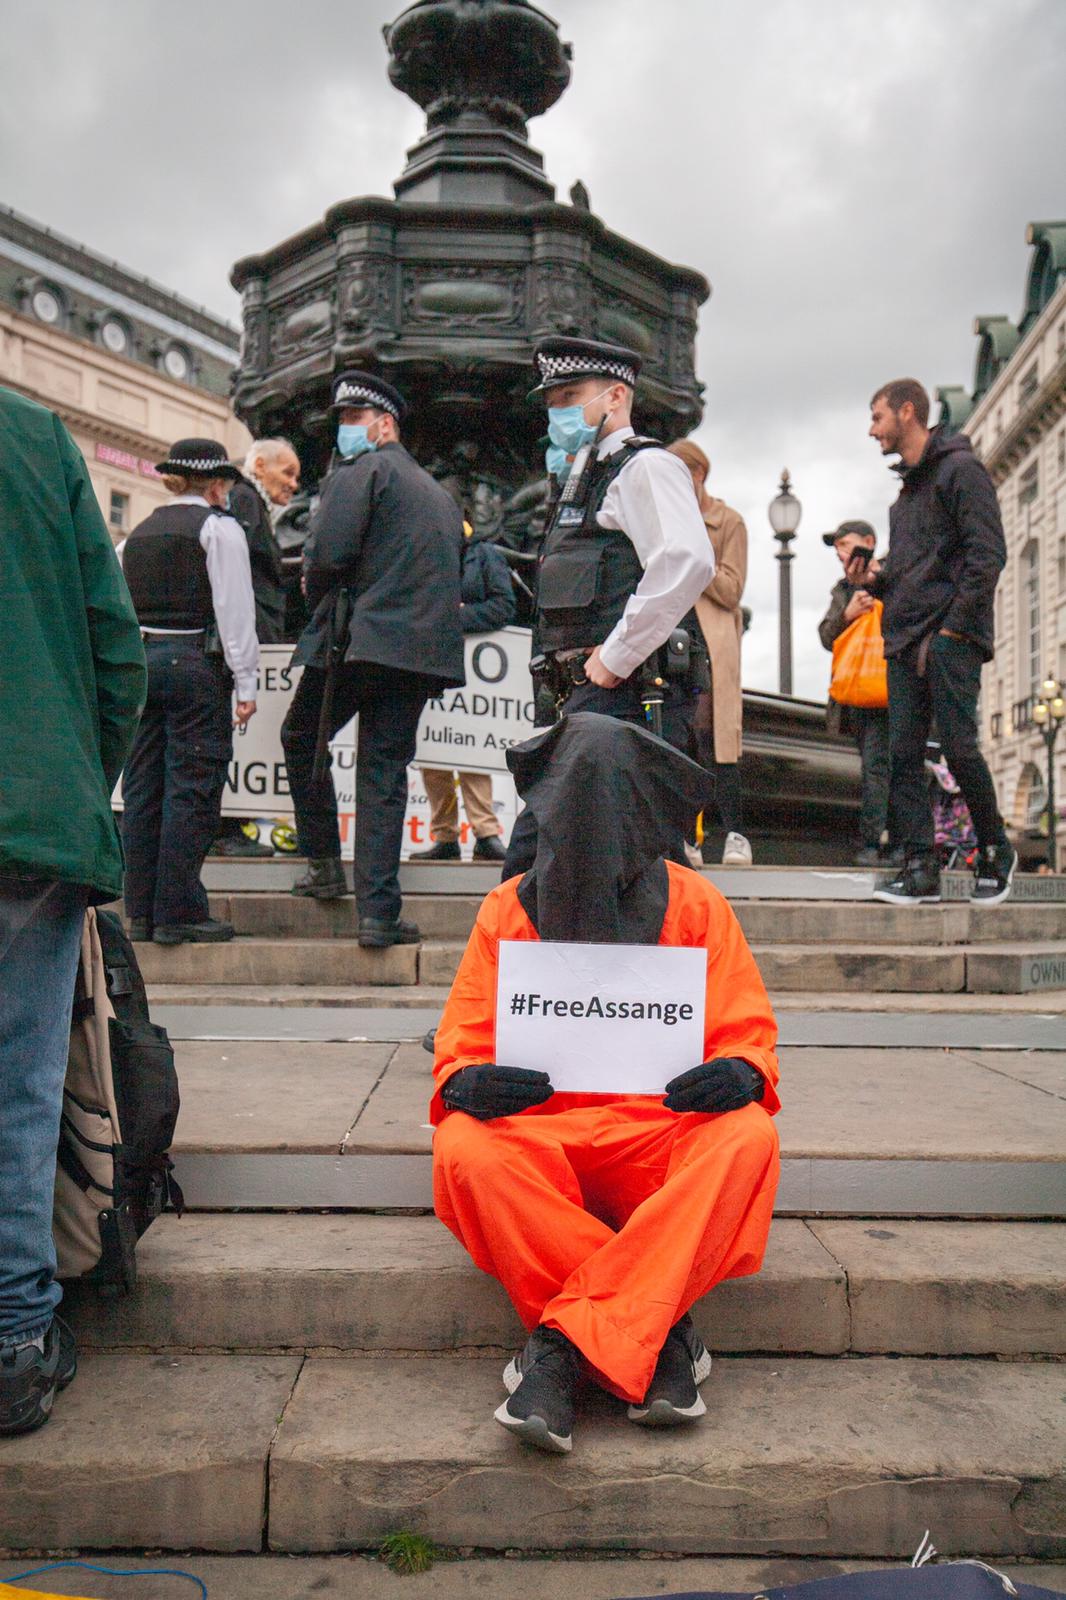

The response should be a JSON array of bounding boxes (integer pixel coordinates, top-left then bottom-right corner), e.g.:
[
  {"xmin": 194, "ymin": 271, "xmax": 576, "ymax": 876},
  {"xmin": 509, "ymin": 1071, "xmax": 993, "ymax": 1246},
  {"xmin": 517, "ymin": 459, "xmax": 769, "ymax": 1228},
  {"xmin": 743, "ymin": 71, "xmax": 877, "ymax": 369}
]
[
  {"xmin": 213, "ymin": 439, "xmax": 302, "ymax": 859},
  {"xmin": 230, "ymin": 438, "xmax": 301, "ymax": 645}
]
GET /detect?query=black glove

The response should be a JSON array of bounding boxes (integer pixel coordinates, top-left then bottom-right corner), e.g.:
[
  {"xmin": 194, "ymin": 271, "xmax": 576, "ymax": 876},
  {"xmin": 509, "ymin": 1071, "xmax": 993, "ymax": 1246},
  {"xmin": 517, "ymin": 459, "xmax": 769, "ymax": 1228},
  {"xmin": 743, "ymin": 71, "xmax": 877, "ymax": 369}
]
[
  {"xmin": 441, "ymin": 1063, "xmax": 554, "ymax": 1121},
  {"xmin": 663, "ymin": 1057, "xmax": 765, "ymax": 1115}
]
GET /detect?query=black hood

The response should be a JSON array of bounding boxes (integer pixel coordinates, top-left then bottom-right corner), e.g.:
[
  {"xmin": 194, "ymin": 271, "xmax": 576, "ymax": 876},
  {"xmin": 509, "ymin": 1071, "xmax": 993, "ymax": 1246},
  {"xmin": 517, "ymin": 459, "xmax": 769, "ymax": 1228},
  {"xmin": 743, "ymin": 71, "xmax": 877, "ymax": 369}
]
[
  {"xmin": 897, "ymin": 423, "xmax": 975, "ymax": 483},
  {"xmin": 506, "ymin": 712, "xmax": 714, "ymax": 944}
]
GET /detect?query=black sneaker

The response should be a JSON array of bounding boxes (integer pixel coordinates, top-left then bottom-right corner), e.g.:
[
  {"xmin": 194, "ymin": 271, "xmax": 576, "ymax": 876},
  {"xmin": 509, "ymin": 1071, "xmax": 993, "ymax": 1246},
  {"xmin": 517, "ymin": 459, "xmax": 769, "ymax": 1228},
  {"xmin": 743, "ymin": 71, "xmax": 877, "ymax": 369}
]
[
  {"xmin": 291, "ymin": 857, "xmax": 348, "ymax": 899},
  {"xmin": 153, "ymin": 918, "xmax": 235, "ymax": 945},
  {"xmin": 495, "ymin": 1326, "xmax": 581, "ymax": 1454},
  {"xmin": 0, "ymin": 1315, "xmax": 77, "ymax": 1437},
  {"xmin": 872, "ymin": 857, "xmax": 941, "ymax": 905},
  {"xmin": 408, "ymin": 840, "xmax": 461, "ymax": 862},
  {"xmin": 358, "ymin": 916, "xmax": 421, "ymax": 949},
  {"xmin": 971, "ymin": 843, "xmax": 1017, "ymax": 908},
  {"xmin": 473, "ymin": 836, "xmax": 507, "ymax": 863},
  {"xmin": 627, "ymin": 1314, "xmax": 712, "ymax": 1427}
]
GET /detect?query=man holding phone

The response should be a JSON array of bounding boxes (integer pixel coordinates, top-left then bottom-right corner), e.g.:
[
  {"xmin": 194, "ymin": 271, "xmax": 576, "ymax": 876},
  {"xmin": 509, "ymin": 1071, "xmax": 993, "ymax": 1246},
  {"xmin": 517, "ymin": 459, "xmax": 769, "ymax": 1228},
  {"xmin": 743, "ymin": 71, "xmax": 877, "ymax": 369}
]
[
  {"xmin": 855, "ymin": 378, "xmax": 1012, "ymax": 907},
  {"xmin": 818, "ymin": 521, "xmax": 891, "ymax": 866}
]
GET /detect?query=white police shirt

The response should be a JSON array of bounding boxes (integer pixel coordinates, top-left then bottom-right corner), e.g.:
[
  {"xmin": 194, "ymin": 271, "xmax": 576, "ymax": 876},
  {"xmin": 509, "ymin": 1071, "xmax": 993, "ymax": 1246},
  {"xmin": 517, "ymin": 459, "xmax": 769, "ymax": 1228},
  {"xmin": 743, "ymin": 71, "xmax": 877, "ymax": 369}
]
[
  {"xmin": 117, "ymin": 495, "xmax": 259, "ymax": 701},
  {"xmin": 593, "ymin": 426, "xmax": 716, "ymax": 680}
]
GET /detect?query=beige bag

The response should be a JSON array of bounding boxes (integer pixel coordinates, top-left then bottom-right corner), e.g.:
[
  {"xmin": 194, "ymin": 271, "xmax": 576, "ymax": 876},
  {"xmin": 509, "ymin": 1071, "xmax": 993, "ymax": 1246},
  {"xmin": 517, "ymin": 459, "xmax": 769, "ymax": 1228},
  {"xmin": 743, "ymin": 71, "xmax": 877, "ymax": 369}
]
[{"xmin": 54, "ymin": 907, "xmax": 180, "ymax": 1290}]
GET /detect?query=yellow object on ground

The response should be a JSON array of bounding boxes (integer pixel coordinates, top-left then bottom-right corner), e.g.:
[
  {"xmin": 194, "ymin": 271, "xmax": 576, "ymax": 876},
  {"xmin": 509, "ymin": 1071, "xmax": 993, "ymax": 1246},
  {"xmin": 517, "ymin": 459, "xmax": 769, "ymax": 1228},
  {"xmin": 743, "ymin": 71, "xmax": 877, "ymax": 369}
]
[{"xmin": 1, "ymin": 1589, "xmax": 100, "ymax": 1599}]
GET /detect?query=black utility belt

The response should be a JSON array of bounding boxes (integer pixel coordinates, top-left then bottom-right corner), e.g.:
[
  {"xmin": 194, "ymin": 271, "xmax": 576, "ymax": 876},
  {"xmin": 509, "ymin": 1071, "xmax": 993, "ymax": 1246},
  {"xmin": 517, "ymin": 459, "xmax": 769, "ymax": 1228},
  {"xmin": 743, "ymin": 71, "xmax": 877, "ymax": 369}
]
[{"xmin": 532, "ymin": 628, "xmax": 707, "ymax": 699}]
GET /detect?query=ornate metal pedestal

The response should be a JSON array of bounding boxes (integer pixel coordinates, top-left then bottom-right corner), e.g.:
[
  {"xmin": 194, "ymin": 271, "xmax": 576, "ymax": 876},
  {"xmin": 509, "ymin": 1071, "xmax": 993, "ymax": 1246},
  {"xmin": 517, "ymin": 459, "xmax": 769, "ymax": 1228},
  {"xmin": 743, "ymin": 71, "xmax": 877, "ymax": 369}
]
[{"xmin": 229, "ymin": 0, "xmax": 709, "ymax": 546}]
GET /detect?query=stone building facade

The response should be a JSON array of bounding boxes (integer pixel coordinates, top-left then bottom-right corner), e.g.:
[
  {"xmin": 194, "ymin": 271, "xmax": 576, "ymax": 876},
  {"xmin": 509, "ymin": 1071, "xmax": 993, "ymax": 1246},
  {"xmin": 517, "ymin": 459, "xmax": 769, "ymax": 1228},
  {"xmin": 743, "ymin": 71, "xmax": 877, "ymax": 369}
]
[
  {"xmin": 0, "ymin": 205, "xmax": 248, "ymax": 540},
  {"xmin": 937, "ymin": 221, "xmax": 1066, "ymax": 861}
]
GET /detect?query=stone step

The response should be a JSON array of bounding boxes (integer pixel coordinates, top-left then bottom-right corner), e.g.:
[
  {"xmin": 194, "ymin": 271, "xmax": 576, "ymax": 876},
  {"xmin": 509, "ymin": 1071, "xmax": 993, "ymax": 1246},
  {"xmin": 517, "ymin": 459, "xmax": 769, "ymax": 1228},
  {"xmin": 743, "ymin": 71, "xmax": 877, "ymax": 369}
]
[
  {"xmin": 168, "ymin": 1041, "xmax": 1066, "ymax": 1165},
  {"xmin": 135, "ymin": 936, "xmax": 417, "ymax": 987},
  {"xmin": 4, "ymin": 1353, "xmax": 1062, "ymax": 1559},
  {"xmin": 267, "ymin": 1354, "xmax": 1066, "ymax": 1556},
  {"xmin": 0, "ymin": 1352, "xmax": 300, "ymax": 1552},
  {"xmin": 62, "ymin": 1213, "xmax": 1066, "ymax": 1359},
  {"xmin": 8, "ymin": 1555, "xmax": 1066, "ymax": 1600},
  {"xmin": 206, "ymin": 892, "xmax": 1066, "ymax": 946}
]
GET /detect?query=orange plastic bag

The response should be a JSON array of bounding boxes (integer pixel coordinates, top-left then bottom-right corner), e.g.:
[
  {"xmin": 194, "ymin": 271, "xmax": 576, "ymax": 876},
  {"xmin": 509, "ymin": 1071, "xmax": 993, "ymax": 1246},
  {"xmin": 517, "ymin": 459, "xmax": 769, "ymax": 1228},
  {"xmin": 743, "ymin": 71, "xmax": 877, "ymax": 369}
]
[{"xmin": 830, "ymin": 600, "xmax": 888, "ymax": 708}]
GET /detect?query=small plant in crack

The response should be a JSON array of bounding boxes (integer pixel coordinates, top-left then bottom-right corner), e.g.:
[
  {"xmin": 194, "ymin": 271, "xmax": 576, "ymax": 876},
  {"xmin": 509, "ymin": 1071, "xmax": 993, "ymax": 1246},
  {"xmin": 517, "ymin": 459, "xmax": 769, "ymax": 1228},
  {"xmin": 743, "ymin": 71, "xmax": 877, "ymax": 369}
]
[{"xmin": 380, "ymin": 1530, "xmax": 439, "ymax": 1574}]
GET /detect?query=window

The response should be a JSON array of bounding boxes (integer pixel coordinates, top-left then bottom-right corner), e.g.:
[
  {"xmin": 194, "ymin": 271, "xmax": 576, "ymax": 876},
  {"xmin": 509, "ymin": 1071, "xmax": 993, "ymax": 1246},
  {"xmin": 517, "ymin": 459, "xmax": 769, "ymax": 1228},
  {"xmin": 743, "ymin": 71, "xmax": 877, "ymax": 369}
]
[
  {"xmin": 1018, "ymin": 363, "xmax": 1039, "ymax": 405},
  {"xmin": 1018, "ymin": 461, "xmax": 1039, "ymax": 510},
  {"xmin": 1059, "ymin": 536, "xmax": 1066, "ymax": 595},
  {"xmin": 1058, "ymin": 430, "xmax": 1065, "ymax": 473},
  {"xmin": 31, "ymin": 284, "xmax": 63, "ymax": 324},
  {"xmin": 108, "ymin": 490, "xmax": 129, "ymax": 532},
  {"xmin": 100, "ymin": 316, "xmax": 130, "ymax": 356},
  {"xmin": 1023, "ymin": 541, "xmax": 1041, "ymax": 693},
  {"xmin": 162, "ymin": 344, "xmax": 190, "ymax": 382}
]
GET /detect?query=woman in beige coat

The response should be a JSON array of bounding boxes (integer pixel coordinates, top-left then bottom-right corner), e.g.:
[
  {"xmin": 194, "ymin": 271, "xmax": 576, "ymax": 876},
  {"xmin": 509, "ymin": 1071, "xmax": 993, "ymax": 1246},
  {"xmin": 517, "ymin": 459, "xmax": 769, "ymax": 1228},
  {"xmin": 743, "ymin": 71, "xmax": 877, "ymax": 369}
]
[{"xmin": 668, "ymin": 440, "xmax": 751, "ymax": 865}]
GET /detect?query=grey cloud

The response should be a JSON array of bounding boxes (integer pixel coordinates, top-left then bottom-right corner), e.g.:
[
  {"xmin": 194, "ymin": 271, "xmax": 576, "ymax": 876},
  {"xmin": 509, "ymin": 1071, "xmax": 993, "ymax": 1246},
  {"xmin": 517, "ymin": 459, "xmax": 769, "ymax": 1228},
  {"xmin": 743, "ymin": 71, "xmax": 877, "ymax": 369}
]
[{"xmin": 1, "ymin": 0, "xmax": 1061, "ymax": 696}]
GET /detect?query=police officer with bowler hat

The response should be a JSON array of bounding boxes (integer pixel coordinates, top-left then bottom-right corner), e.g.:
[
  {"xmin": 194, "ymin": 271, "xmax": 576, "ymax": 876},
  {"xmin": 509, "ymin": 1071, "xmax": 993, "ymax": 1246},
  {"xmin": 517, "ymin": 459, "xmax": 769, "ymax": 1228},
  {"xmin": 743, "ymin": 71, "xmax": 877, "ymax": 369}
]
[
  {"xmin": 282, "ymin": 370, "xmax": 465, "ymax": 947},
  {"xmin": 121, "ymin": 437, "xmax": 258, "ymax": 945},
  {"xmin": 503, "ymin": 336, "xmax": 716, "ymax": 876}
]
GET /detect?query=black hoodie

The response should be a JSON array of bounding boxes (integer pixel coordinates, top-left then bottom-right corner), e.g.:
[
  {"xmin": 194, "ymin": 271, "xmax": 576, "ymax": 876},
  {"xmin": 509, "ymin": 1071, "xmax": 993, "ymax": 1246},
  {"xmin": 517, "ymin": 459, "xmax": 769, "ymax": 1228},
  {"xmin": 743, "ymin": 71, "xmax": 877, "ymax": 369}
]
[
  {"xmin": 505, "ymin": 712, "xmax": 713, "ymax": 946},
  {"xmin": 870, "ymin": 425, "xmax": 1005, "ymax": 662}
]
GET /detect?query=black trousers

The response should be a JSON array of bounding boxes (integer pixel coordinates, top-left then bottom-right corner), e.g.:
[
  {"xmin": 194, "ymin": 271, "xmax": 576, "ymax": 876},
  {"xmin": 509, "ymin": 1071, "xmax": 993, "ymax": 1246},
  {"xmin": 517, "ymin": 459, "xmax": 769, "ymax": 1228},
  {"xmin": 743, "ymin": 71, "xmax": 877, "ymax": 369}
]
[
  {"xmin": 281, "ymin": 662, "xmax": 432, "ymax": 921},
  {"xmin": 852, "ymin": 706, "xmax": 891, "ymax": 848},
  {"xmin": 887, "ymin": 634, "xmax": 1007, "ymax": 857},
  {"xmin": 122, "ymin": 638, "xmax": 232, "ymax": 927},
  {"xmin": 502, "ymin": 678, "xmax": 696, "ymax": 880}
]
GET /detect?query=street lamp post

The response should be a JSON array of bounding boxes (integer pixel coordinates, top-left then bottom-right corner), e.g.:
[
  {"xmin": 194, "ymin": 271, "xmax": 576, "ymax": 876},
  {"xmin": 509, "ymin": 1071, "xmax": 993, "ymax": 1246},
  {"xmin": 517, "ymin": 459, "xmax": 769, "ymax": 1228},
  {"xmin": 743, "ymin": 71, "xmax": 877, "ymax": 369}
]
[
  {"xmin": 768, "ymin": 469, "xmax": 802, "ymax": 696},
  {"xmin": 1032, "ymin": 675, "xmax": 1065, "ymax": 872}
]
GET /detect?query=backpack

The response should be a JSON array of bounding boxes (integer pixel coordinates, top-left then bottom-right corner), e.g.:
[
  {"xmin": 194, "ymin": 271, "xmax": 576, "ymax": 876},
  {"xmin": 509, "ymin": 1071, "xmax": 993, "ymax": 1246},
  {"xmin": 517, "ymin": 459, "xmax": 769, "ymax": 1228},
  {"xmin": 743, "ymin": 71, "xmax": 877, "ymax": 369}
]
[{"xmin": 54, "ymin": 907, "xmax": 182, "ymax": 1293}]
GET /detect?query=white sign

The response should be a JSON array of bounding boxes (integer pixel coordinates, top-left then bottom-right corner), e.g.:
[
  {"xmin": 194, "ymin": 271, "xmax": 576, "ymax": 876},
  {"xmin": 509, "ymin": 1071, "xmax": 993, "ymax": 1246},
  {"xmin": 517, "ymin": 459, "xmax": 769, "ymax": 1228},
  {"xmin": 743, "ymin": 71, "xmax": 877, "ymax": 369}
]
[
  {"xmin": 416, "ymin": 626, "xmax": 534, "ymax": 776},
  {"xmin": 494, "ymin": 940, "xmax": 706, "ymax": 1095}
]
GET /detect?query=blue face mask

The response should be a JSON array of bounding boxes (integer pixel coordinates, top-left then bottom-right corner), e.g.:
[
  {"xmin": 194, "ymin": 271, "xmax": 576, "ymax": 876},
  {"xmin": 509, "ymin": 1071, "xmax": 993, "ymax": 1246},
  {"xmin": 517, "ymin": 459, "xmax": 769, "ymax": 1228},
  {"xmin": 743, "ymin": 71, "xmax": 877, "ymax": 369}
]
[
  {"xmin": 546, "ymin": 388, "xmax": 612, "ymax": 455},
  {"xmin": 337, "ymin": 423, "xmax": 377, "ymax": 459},
  {"xmin": 545, "ymin": 444, "xmax": 571, "ymax": 482}
]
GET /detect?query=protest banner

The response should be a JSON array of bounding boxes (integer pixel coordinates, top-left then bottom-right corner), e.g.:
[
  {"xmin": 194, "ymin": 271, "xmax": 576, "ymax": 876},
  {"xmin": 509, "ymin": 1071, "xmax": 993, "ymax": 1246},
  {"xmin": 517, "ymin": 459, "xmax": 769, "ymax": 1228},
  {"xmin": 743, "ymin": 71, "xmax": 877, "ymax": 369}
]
[{"xmin": 494, "ymin": 940, "xmax": 706, "ymax": 1094}]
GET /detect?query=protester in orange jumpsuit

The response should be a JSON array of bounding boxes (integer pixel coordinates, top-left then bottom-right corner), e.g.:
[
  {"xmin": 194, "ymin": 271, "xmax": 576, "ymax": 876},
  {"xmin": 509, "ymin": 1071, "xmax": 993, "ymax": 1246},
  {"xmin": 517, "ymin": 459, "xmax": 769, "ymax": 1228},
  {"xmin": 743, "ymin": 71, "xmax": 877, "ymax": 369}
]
[{"xmin": 431, "ymin": 713, "xmax": 780, "ymax": 1454}]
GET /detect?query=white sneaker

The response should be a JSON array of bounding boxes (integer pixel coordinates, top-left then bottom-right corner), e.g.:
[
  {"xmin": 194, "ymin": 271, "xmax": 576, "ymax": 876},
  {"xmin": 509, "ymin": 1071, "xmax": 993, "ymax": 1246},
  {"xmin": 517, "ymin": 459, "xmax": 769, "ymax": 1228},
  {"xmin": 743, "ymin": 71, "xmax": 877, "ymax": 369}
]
[
  {"xmin": 683, "ymin": 841, "xmax": 704, "ymax": 870},
  {"xmin": 722, "ymin": 832, "xmax": 753, "ymax": 866}
]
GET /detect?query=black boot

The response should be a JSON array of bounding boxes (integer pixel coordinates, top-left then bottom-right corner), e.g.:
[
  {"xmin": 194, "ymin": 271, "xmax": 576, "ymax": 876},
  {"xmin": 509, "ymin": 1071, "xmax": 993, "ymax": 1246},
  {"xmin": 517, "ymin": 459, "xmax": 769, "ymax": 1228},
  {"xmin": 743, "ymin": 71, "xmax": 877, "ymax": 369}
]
[
  {"xmin": 291, "ymin": 857, "xmax": 348, "ymax": 899},
  {"xmin": 358, "ymin": 916, "xmax": 421, "ymax": 948},
  {"xmin": 153, "ymin": 918, "xmax": 235, "ymax": 945},
  {"xmin": 473, "ymin": 835, "xmax": 507, "ymax": 862},
  {"xmin": 409, "ymin": 840, "xmax": 461, "ymax": 862}
]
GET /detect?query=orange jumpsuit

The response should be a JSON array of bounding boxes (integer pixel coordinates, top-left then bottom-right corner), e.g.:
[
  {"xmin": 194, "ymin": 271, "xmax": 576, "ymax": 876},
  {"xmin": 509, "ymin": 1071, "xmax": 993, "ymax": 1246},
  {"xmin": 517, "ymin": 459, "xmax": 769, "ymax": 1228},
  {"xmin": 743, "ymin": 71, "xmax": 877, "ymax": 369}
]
[{"xmin": 431, "ymin": 860, "xmax": 781, "ymax": 1403}]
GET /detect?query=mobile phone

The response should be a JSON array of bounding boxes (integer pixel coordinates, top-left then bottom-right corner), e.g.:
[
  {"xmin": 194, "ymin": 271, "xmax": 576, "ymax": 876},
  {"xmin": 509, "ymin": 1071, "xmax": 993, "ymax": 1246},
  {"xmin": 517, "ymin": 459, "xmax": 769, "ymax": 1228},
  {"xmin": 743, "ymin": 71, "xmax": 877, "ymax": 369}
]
[{"xmin": 849, "ymin": 546, "xmax": 873, "ymax": 571}]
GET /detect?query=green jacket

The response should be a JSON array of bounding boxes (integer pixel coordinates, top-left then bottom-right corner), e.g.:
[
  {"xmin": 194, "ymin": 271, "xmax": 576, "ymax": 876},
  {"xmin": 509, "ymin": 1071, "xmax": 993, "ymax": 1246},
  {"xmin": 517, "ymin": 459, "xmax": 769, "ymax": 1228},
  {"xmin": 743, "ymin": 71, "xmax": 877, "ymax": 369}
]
[{"xmin": 0, "ymin": 386, "xmax": 146, "ymax": 900}]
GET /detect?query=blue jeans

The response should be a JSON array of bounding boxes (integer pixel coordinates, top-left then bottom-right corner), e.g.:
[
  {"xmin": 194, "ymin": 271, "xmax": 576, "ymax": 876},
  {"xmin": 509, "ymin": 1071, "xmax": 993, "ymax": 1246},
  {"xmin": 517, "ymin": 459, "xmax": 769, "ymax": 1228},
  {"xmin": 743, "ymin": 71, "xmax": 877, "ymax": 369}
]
[
  {"xmin": 0, "ymin": 880, "xmax": 85, "ymax": 1346},
  {"xmin": 122, "ymin": 637, "xmax": 233, "ymax": 927}
]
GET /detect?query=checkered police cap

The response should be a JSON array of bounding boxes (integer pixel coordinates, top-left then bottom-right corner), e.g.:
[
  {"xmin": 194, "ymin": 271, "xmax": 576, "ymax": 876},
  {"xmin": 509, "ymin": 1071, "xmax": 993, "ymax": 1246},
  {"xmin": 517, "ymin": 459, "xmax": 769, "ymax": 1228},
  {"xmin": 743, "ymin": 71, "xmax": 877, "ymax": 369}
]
[
  {"xmin": 529, "ymin": 336, "xmax": 642, "ymax": 398},
  {"xmin": 155, "ymin": 438, "xmax": 240, "ymax": 478},
  {"xmin": 331, "ymin": 369, "xmax": 406, "ymax": 421}
]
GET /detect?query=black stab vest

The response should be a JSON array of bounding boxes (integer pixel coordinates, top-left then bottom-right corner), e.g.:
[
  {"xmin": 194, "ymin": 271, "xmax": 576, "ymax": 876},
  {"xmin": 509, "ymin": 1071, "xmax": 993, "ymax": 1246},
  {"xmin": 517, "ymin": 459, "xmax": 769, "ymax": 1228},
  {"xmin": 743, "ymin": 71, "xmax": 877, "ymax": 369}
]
[
  {"xmin": 535, "ymin": 439, "xmax": 663, "ymax": 654},
  {"xmin": 123, "ymin": 504, "xmax": 215, "ymax": 629}
]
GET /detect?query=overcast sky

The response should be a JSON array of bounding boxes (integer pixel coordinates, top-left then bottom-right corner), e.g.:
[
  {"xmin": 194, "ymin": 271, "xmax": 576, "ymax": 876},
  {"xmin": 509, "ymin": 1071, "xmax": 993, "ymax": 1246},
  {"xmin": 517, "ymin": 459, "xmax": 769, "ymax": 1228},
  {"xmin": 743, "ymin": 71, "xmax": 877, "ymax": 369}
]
[{"xmin": 1, "ymin": 0, "xmax": 1062, "ymax": 697}]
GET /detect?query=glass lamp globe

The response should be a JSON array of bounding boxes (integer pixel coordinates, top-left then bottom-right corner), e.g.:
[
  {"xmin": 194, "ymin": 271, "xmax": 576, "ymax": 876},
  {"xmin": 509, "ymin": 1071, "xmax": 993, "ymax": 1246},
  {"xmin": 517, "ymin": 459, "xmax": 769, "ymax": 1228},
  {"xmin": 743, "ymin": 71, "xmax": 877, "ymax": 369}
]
[
  {"xmin": 1033, "ymin": 700, "xmax": 1049, "ymax": 725},
  {"xmin": 1041, "ymin": 676, "xmax": 1059, "ymax": 702},
  {"xmin": 768, "ymin": 472, "xmax": 802, "ymax": 536}
]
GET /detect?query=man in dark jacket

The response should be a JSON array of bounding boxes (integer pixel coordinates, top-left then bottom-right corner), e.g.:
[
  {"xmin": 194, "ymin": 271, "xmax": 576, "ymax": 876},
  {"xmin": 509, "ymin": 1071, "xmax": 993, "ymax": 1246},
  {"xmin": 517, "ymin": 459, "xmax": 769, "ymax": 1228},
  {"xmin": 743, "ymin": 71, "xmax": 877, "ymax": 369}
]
[
  {"xmin": 282, "ymin": 371, "xmax": 465, "ymax": 946},
  {"xmin": 0, "ymin": 386, "xmax": 146, "ymax": 1434},
  {"xmin": 413, "ymin": 528, "xmax": 517, "ymax": 863},
  {"xmin": 818, "ymin": 520, "xmax": 892, "ymax": 865},
  {"xmin": 857, "ymin": 378, "xmax": 1012, "ymax": 906}
]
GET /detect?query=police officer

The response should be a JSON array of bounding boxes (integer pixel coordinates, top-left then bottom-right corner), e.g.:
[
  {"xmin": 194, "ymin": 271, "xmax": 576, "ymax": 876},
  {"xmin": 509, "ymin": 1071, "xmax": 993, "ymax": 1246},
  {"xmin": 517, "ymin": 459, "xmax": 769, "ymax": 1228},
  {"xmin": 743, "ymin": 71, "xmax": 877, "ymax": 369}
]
[
  {"xmin": 121, "ymin": 438, "xmax": 258, "ymax": 944},
  {"xmin": 282, "ymin": 371, "xmax": 465, "ymax": 947},
  {"xmin": 503, "ymin": 337, "xmax": 716, "ymax": 876}
]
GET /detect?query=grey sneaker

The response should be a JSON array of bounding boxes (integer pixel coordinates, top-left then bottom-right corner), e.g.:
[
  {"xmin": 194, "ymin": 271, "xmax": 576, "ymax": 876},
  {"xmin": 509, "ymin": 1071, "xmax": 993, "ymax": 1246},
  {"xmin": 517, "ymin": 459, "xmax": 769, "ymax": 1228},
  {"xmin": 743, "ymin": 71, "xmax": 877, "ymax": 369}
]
[
  {"xmin": 872, "ymin": 856, "xmax": 942, "ymax": 905},
  {"xmin": 970, "ymin": 843, "xmax": 1017, "ymax": 908},
  {"xmin": 495, "ymin": 1326, "xmax": 581, "ymax": 1454},
  {"xmin": 0, "ymin": 1315, "xmax": 77, "ymax": 1436},
  {"xmin": 627, "ymin": 1314, "xmax": 712, "ymax": 1427}
]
